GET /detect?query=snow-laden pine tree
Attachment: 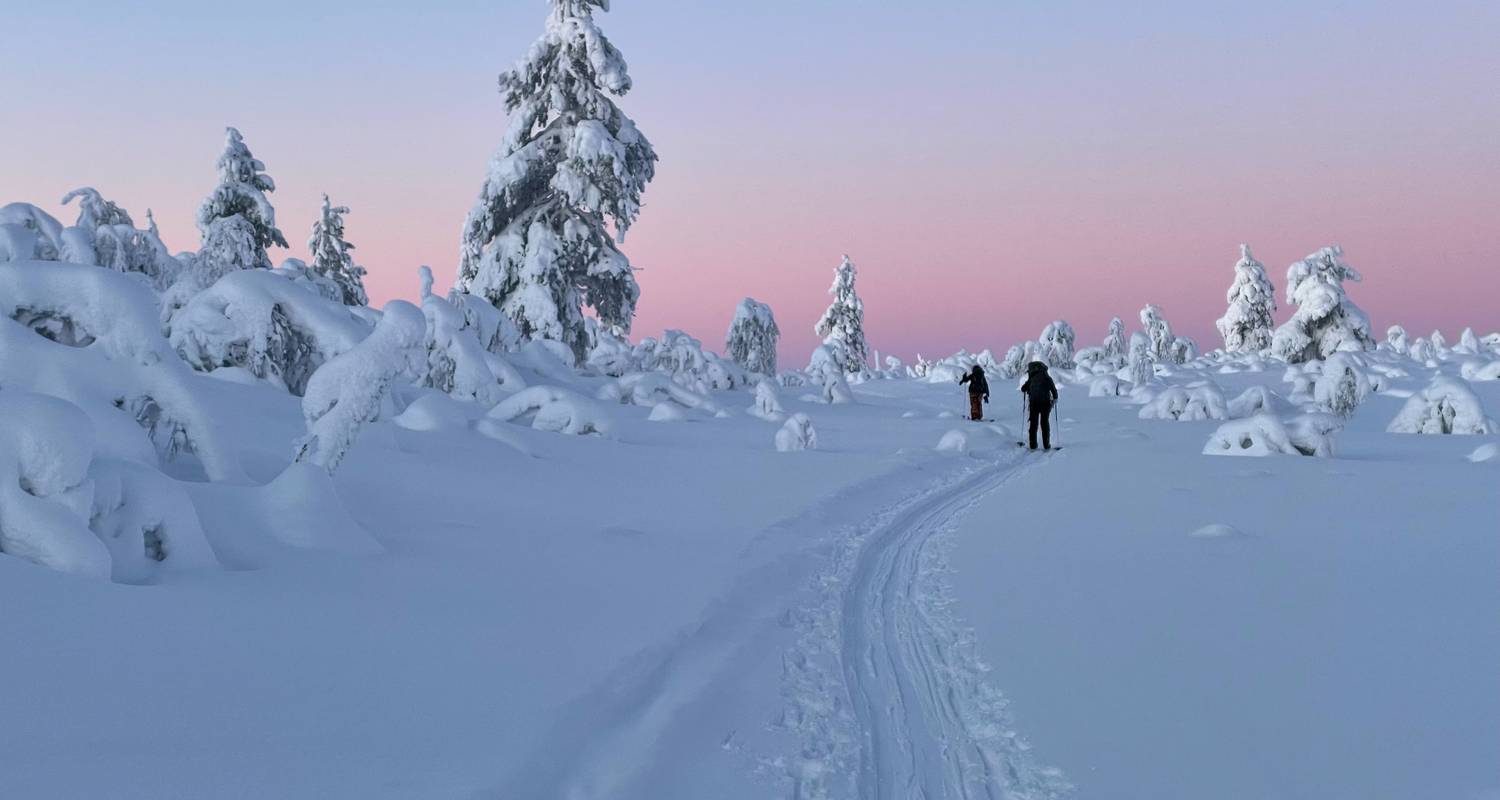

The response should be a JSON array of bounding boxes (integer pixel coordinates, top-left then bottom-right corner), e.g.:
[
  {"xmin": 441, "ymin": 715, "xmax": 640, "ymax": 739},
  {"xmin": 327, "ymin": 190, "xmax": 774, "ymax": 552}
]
[
  {"xmin": 1102, "ymin": 317, "xmax": 1128, "ymax": 363},
  {"xmin": 60, "ymin": 187, "xmax": 179, "ymax": 287},
  {"xmin": 1271, "ymin": 246, "xmax": 1374, "ymax": 363},
  {"xmin": 1385, "ymin": 325, "xmax": 1409, "ymax": 355},
  {"xmin": 1216, "ymin": 244, "xmax": 1277, "ymax": 353},
  {"xmin": 1127, "ymin": 331, "xmax": 1154, "ymax": 385},
  {"xmin": 1140, "ymin": 304, "xmax": 1175, "ymax": 362},
  {"xmin": 455, "ymin": 0, "xmax": 656, "ymax": 362},
  {"xmin": 725, "ymin": 297, "xmax": 779, "ymax": 376},
  {"xmin": 1039, "ymin": 320, "xmax": 1076, "ymax": 368},
  {"xmin": 814, "ymin": 255, "xmax": 869, "ymax": 374},
  {"xmin": 308, "ymin": 195, "xmax": 368, "ymax": 306},
  {"xmin": 196, "ymin": 128, "xmax": 287, "ymax": 284}
]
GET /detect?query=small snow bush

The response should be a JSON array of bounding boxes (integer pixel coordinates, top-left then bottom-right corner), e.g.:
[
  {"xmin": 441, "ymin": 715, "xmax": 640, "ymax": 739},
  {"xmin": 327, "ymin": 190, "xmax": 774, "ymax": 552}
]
[
  {"xmin": 1227, "ymin": 386, "xmax": 1286, "ymax": 419},
  {"xmin": 775, "ymin": 413, "xmax": 817, "ymax": 452},
  {"xmin": 747, "ymin": 379, "xmax": 785, "ymax": 421},
  {"xmin": 634, "ymin": 329, "xmax": 747, "ymax": 393},
  {"xmin": 1387, "ymin": 377, "xmax": 1499, "ymax": 435},
  {"xmin": 725, "ymin": 297, "xmax": 779, "ymax": 376},
  {"xmin": 807, "ymin": 344, "xmax": 855, "ymax": 404},
  {"xmin": 1038, "ymin": 320, "xmax": 1076, "ymax": 368},
  {"xmin": 294, "ymin": 301, "xmax": 426, "ymax": 471},
  {"xmin": 584, "ymin": 318, "xmax": 636, "ymax": 377},
  {"xmin": 1138, "ymin": 383, "xmax": 1227, "ymax": 421},
  {"xmin": 598, "ymin": 372, "xmax": 720, "ymax": 415},
  {"xmin": 1126, "ymin": 332, "xmax": 1155, "ymax": 386},
  {"xmin": 1313, "ymin": 354, "xmax": 1370, "ymax": 418},
  {"xmin": 417, "ymin": 266, "xmax": 517, "ymax": 406},
  {"xmin": 490, "ymin": 386, "xmax": 615, "ymax": 436},
  {"xmin": 1088, "ymin": 375, "xmax": 1126, "ymax": 397},
  {"xmin": 0, "ymin": 391, "xmax": 111, "ymax": 577},
  {"xmin": 1459, "ymin": 360, "xmax": 1500, "ymax": 382}
]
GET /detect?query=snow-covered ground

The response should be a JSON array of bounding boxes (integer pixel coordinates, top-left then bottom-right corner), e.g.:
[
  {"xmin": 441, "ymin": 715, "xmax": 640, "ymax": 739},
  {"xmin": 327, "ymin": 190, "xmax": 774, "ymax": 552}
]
[{"xmin": 3, "ymin": 282, "xmax": 1497, "ymax": 798}]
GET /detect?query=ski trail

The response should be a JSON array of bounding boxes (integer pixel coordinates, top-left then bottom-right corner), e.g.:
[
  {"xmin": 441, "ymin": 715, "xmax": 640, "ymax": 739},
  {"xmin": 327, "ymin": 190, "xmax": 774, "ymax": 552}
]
[{"xmin": 784, "ymin": 456, "xmax": 1069, "ymax": 800}]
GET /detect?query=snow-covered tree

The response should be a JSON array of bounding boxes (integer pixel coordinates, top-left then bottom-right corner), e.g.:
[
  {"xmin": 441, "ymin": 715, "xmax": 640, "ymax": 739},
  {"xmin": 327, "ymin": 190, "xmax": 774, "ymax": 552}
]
[
  {"xmin": 1387, "ymin": 376, "xmax": 1499, "ymax": 435},
  {"xmin": 60, "ymin": 188, "xmax": 179, "ymax": 287},
  {"xmin": 1430, "ymin": 329, "xmax": 1448, "ymax": 352},
  {"xmin": 725, "ymin": 297, "xmax": 779, "ymax": 376},
  {"xmin": 1127, "ymin": 331, "xmax": 1154, "ymax": 385},
  {"xmin": 1271, "ymin": 246, "xmax": 1374, "ymax": 363},
  {"xmin": 1169, "ymin": 335, "xmax": 1198, "ymax": 364},
  {"xmin": 775, "ymin": 413, "xmax": 817, "ymax": 452},
  {"xmin": 307, "ymin": 195, "xmax": 368, "ymax": 306},
  {"xmin": 196, "ymin": 127, "xmax": 287, "ymax": 284},
  {"xmin": 1216, "ymin": 244, "xmax": 1277, "ymax": 353},
  {"xmin": 1102, "ymin": 317, "xmax": 1128, "ymax": 363},
  {"xmin": 454, "ymin": 0, "xmax": 657, "ymax": 363},
  {"xmin": 1457, "ymin": 327, "xmax": 1480, "ymax": 354},
  {"xmin": 1139, "ymin": 304, "xmax": 1175, "ymax": 362},
  {"xmin": 1038, "ymin": 320, "xmax": 1076, "ymax": 368},
  {"xmin": 814, "ymin": 255, "xmax": 869, "ymax": 374}
]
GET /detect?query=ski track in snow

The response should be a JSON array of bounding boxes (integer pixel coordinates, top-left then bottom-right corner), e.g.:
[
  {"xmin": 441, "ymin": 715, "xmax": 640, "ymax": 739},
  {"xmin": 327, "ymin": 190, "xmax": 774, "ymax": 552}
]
[{"xmin": 782, "ymin": 454, "xmax": 1070, "ymax": 800}]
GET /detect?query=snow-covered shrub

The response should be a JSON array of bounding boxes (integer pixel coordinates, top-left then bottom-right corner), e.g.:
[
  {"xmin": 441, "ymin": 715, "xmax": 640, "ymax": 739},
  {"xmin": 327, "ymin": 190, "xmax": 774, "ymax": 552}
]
[
  {"xmin": 814, "ymin": 255, "xmax": 870, "ymax": 376},
  {"xmin": 1469, "ymin": 443, "xmax": 1500, "ymax": 463},
  {"xmin": 169, "ymin": 269, "xmax": 369, "ymax": 395},
  {"xmin": 1138, "ymin": 383, "xmax": 1227, "ymax": 421},
  {"xmin": 490, "ymin": 385, "xmax": 616, "ymax": 436},
  {"xmin": 1271, "ymin": 246, "xmax": 1374, "ymax": 363},
  {"xmin": 807, "ymin": 344, "xmax": 855, "ymax": 404},
  {"xmin": 1227, "ymin": 386, "xmax": 1287, "ymax": 419},
  {"xmin": 584, "ymin": 317, "xmax": 636, "ymax": 377},
  {"xmin": 417, "ymin": 266, "xmax": 516, "ymax": 406},
  {"xmin": 725, "ymin": 297, "xmax": 779, "ymax": 376},
  {"xmin": 775, "ymin": 413, "xmax": 817, "ymax": 452},
  {"xmin": 1140, "ymin": 304, "xmax": 1180, "ymax": 363},
  {"xmin": 998, "ymin": 344, "xmax": 1026, "ymax": 379},
  {"xmin": 1384, "ymin": 325, "xmax": 1409, "ymax": 355},
  {"xmin": 1216, "ymin": 244, "xmax": 1277, "ymax": 353},
  {"xmin": 271, "ymin": 257, "xmax": 343, "ymax": 303},
  {"xmin": 0, "ymin": 202, "xmax": 66, "ymax": 262},
  {"xmin": 1313, "ymin": 354, "xmax": 1371, "ymax": 418},
  {"xmin": 882, "ymin": 355, "xmax": 904, "ymax": 378},
  {"xmin": 1407, "ymin": 336, "xmax": 1437, "ymax": 366},
  {"xmin": 0, "ymin": 391, "xmax": 110, "ymax": 577},
  {"xmin": 196, "ymin": 127, "xmax": 288, "ymax": 283},
  {"xmin": 1387, "ymin": 377, "xmax": 1499, "ymax": 435},
  {"xmin": 747, "ymin": 379, "xmax": 784, "ymax": 421},
  {"xmin": 88, "ymin": 459, "xmax": 219, "ymax": 582},
  {"xmin": 1456, "ymin": 327, "xmax": 1480, "ymax": 355},
  {"xmin": 0, "ymin": 261, "xmax": 243, "ymax": 481},
  {"xmin": 598, "ymin": 372, "xmax": 720, "ymax": 415},
  {"xmin": 294, "ymin": 301, "xmax": 425, "ymax": 471},
  {"xmin": 1430, "ymin": 329, "xmax": 1448, "ymax": 353},
  {"xmin": 1038, "ymin": 320, "xmax": 1076, "ymax": 368},
  {"xmin": 454, "ymin": 0, "xmax": 655, "ymax": 363},
  {"xmin": 1169, "ymin": 335, "xmax": 1199, "ymax": 365},
  {"xmin": 634, "ymin": 329, "xmax": 746, "ymax": 393},
  {"xmin": 307, "ymin": 194, "xmax": 368, "ymax": 306},
  {"xmin": 908, "ymin": 354, "xmax": 933, "ymax": 379},
  {"xmin": 1203, "ymin": 413, "xmax": 1341, "ymax": 458},
  {"xmin": 1088, "ymin": 375, "xmax": 1126, "ymax": 397}
]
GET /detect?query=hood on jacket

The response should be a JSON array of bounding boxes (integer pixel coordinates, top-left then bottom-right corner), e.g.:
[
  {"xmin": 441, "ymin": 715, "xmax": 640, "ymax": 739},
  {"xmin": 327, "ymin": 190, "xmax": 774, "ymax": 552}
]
[{"xmin": 1027, "ymin": 361, "xmax": 1049, "ymax": 375}]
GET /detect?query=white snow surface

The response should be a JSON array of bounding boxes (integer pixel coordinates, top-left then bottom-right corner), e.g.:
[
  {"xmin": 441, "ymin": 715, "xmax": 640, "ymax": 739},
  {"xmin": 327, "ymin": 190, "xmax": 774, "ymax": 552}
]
[{"xmin": 2, "ymin": 271, "xmax": 1497, "ymax": 799}]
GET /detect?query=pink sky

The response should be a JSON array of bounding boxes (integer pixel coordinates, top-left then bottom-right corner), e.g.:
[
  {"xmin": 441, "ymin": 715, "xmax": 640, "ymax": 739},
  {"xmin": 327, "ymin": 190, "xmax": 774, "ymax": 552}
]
[{"xmin": 4, "ymin": 1, "xmax": 1497, "ymax": 363}]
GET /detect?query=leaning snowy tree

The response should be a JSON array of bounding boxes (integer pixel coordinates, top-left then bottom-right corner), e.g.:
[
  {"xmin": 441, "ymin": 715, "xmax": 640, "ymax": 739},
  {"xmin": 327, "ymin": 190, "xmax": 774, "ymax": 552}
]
[
  {"xmin": 455, "ymin": 0, "xmax": 657, "ymax": 363},
  {"xmin": 726, "ymin": 297, "xmax": 780, "ymax": 376},
  {"xmin": 1271, "ymin": 245, "xmax": 1375, "ymax": 363},
  {"xmin": 196, "ymin": 127, "xmax": 288, "ymax": 284},
  {"xmin": 308, "ymin": 195, "xmax": 368, "ymax": 306},
  {"xmin": 814, "ymin": 255, "xmax": 870, "ymax": 374},
  {"xmin": 1216, "ymin": 244, "xmax": 1277, "ymax": 353}
]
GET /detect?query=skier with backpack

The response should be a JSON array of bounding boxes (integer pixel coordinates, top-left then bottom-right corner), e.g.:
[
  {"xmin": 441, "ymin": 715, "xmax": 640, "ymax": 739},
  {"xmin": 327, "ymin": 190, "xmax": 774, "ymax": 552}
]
[
  {"xmin": 958, "ymin": 365, "xmax": 989, "ymax": 421},
  {"xmin": 1020, "ymin": 361, "xmax": 1059, "ymax": 450}
]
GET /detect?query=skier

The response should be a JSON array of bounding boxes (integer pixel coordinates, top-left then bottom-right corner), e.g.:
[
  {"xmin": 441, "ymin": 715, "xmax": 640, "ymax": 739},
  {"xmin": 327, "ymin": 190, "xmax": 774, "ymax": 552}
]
[
  {"xmin": 958, "ymin": 365, "xmax": 989, "ymax": 421},
  {"xmin": 1020, "ymin": 361, "xmax": 1058, "ymax": 450}
]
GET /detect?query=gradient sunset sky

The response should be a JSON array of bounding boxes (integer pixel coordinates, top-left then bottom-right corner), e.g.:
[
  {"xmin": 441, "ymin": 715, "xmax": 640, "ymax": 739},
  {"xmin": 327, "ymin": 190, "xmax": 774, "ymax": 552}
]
[{"xmin": 5, "ymin": 0, "xmax": 1497, "ymax": 361}]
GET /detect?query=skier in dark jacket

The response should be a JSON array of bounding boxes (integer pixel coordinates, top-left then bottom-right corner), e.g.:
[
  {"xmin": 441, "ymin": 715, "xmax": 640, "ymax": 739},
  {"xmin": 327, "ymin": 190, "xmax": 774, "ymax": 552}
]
[
  {"xmin": 1020, "ymin": 361, "xmax": 1058, "ymax": 450},
  {"xmin": 959, "ymin": 365, "xmax": 989, "ymax": 421}
]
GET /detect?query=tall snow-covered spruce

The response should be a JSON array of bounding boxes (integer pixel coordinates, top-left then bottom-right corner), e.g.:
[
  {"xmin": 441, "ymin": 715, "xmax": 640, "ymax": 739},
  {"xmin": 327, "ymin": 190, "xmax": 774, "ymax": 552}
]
[
  {"xmin": 1216, "ymin": 244, "xmax": 1276, "ymax": 353},
  {"xmin": 455, "ymin": 0, "xmax": 656, "ymax": 363},
  {"xmin": 196, "ymin": 127, "xmax": 287, "ymax": 284},
  {"xmin": 814, "ymin": 255, "xmax": 870, "ymax": 375},
  {"xmin": 308, "ymin": 195, "xmax": 368, "ymax": 306},
  {"xmin": 726, "ymin": 297, "xmax": 779, "ymax": 376},
  {"xmin": 1272, "ymin": 245, "xmax": 1375, "ymax": 363}
]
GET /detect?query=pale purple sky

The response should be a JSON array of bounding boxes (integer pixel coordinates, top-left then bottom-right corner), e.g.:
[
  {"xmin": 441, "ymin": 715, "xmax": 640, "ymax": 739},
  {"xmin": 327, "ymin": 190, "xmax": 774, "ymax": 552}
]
[{"xmin": 4, "ymin": 1, "xmax": 1497, "ymax": 361}]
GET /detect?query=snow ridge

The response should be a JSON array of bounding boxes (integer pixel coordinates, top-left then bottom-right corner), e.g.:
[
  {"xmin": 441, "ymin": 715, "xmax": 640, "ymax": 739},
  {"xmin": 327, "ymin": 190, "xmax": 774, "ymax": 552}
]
[{"xmin": 783, "ymin": 455, "xmax": 1069, "ymax": 800}]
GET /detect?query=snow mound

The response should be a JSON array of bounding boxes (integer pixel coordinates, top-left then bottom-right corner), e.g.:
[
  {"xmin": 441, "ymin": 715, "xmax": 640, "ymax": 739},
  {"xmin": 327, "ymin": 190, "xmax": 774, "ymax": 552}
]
[
  {"xmin": 648, "ymin": 402, "xmax": 686, "ymax": 422},
  {"xmin": 491, "ymin": 385, "xmax": 614, "ymax": 436},
  {"xmin": 1088, "ymin": 375, "xmax": 1126, "ymax": 397},
  {"xmin": 775, "ymin": 413, "xmax": 817, "ymax": 452},
  {"xmin": 746, "ymin": 379, "xmax": 785, "ymax": 421},
  {"xmin": 1387, "ymin": 377, "xmax": 1499, "ymax": 435},
  {"xmin": 598, "ymin": 371, "xmax": 720, "ymax": 415},
  {"xmin": 1459, "ymin": 360, "xmax": 1500, "ymax": 382},
  {"xmin": 1139, "ymin": 383, "xmax": 1227, "ymax": 421},
  {"xmin": 1203, "ymin": 413, "xmax": 1342, "ymax": 457},
  {"xmin": 1227, "ymin": 386, "xmax": 1287, "ymax": 419},
  {"xmin": 0, "ymin": 391, "xmax": 111, "ymax": 577},
  {"xmin": 1468, "ymin": 443, "xmax": 1499, "ymax": 463},
  {"xmin": 1191, "ymin": 523, "xmax": 1247, "ymax": 538},
  {"xmin": 935, "ymin": 424, "xmax": 1015, "ymax": 455}
]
